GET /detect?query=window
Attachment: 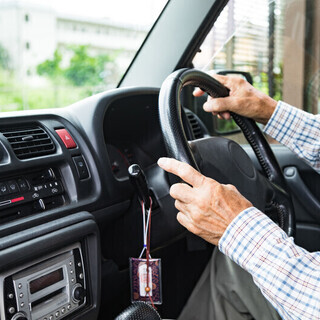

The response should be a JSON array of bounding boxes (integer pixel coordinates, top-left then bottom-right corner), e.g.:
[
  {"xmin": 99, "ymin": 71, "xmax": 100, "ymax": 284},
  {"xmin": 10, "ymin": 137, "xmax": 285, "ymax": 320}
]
[
  {"xmin": 192, "ymin": 0, "xmax": 320, "ymax": 142},
  {"xmin": 0, "ymin": 0, "xmax": 168, "ymax": 111}
]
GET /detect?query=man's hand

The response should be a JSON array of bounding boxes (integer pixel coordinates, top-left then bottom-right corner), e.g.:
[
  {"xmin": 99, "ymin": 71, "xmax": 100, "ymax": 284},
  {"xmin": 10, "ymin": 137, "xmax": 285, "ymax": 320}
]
[
  {"xmin": 194, "ymin": 73, "xmax": 277, "ymax": 125},
  {"xmin": 157, "ymin": 157, "xmax": 252, "ymax": 245}
]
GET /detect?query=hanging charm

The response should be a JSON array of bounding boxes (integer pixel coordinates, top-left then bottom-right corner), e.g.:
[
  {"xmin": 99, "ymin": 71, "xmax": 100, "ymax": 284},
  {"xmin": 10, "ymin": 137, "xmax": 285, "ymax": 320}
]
[
  {"xmin": 130, "ymin": 198, "xmax": 162, "ymax": 305},
  {"xmin": 130, "ymin": 257, "xmax": 162, "ymax": 304}
]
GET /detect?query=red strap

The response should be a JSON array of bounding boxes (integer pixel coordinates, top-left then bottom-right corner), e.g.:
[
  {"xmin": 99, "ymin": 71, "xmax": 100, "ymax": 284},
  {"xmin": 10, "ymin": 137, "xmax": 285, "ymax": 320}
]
[{"xmin": 145, "ymin": 197, "xmax": 154, "ymax": 307}]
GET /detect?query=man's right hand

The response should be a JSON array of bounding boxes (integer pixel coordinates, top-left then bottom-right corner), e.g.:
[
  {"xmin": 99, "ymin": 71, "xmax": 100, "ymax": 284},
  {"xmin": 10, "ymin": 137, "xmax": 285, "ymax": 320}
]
[{"xmin": 193, "ymin": 73, "xmax": 277, "ymax": 125}]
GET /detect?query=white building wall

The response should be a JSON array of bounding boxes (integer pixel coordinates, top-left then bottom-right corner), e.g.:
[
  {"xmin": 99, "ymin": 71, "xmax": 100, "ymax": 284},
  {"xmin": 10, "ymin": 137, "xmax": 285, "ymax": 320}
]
[
  {"xmin": 56, "ymin": 18, "xmax": 145, "ymax": 52},
  {"xmin": 0, "ymin": 1, "xmax": 146, "ymax": 81},
  {"xmin": 0, "ymin": 2, "xmax": 56, "ymax": 80}
]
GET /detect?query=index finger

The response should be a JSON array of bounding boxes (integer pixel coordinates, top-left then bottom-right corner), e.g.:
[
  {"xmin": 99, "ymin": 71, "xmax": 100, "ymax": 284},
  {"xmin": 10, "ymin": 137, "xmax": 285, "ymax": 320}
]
[
  {"xmin": 157, "ymin": 157, "xmax": 207, "ymax": 187},
  {"xmin": 193, "ymin": 74, "xmax": 229, "ymax": 97}
]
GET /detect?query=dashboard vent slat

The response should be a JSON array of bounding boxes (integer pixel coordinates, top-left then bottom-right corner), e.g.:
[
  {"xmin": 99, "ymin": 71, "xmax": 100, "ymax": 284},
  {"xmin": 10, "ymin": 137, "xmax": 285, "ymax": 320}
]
[
  {"xmin": 0, "ymin": 126, "xmax": 55, "ymax": 159},
  {"xmin": 186, "ymin": 112, "xmax": 204, "ymax": 139}
]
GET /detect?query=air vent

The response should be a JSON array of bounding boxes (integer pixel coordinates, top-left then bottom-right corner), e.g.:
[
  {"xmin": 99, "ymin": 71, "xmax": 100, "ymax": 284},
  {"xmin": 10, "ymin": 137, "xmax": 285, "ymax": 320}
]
[
  {"xmin": 0, "ymin": 126, "xmax": 55, "ymax": 159},
  {"xmin": 186, "ymin": 112, "xmax": 204, "ymax": 139}
]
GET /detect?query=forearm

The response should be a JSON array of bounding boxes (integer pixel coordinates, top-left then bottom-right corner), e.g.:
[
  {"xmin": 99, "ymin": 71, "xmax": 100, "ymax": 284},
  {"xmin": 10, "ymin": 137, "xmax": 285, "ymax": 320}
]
[
  {"xmin": 264, "ymin": 101, "xmax": 320, "ymax": 173},
  {"xmin": 219, "ymin": 207, "xmax": 320, "ymax": 320}
]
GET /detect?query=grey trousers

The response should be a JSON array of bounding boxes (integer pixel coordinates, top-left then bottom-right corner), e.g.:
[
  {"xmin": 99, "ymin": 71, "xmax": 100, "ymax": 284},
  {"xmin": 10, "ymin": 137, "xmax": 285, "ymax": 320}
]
[{"xmin": 178, "ymin": 249, "xmax": 281, "ymax": 320}]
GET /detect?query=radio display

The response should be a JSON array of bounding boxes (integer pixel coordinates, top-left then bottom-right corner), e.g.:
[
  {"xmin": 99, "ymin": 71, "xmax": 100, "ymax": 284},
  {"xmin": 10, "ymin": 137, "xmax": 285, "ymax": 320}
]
[{"xmin": 30, "ymin": 268, "xmax": 64, "ymax": 294}]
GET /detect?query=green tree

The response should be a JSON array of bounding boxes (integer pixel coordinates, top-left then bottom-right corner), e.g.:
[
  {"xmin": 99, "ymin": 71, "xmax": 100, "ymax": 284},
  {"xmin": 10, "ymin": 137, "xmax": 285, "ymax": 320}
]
[
  {"xmin": 36, "ymin": 49, "xmax": 63, "ymax": 108},
  {"xmin": 65, "ymin": 46, "xmax": 112, "ymax": 86},
  {"xmin": 37, "ymin": 49, "xmax": 62, "ymax": 80}
]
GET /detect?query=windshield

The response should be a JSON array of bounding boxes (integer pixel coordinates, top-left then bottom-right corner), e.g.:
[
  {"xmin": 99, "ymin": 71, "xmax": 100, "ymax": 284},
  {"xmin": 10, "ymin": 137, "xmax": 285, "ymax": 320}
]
[{"xmin": 0, "ymin": 0, "xmax": 167, "ymax": 111}]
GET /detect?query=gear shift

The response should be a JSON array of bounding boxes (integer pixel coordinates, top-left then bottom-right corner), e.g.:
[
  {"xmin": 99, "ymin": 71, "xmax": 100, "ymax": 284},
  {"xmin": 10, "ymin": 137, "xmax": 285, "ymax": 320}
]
[
  {"xmin": 128, "ymin": 164, "xmax": 151, "ymax": 209},
  {"xmin": 115, "ymin": 301, "xmax": 161, "ymax": 320}
]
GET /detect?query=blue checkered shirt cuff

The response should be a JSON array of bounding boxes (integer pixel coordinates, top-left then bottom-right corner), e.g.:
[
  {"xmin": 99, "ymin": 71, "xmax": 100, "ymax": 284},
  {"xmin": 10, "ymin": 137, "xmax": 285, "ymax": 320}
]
[
  {"xmin": 217, "ymin": 101, "xmax": 320, "ymax": 319},
  {"xmin": 264, "ymin": 101, "xmax": 320, "ymax": 172},
  {"xmin": 218, "ymin": 207, "xmax": 287, "ymax": 268},
  {"xmin": 219, "ymin": 207, "xmax": 320, "ymax": 319}
]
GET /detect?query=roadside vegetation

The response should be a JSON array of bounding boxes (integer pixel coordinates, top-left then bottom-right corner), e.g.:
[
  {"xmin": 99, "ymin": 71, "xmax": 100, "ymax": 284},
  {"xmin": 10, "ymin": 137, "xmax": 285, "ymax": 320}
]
[{"xmin": 0, "ymin": 45, "xmax": 118, "ymax": 111}]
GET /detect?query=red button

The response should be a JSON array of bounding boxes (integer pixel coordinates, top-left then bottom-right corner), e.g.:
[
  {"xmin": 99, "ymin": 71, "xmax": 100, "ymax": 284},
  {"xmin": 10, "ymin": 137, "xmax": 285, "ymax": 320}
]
[
  {"xmin": 11, "ymin": 196, "xmax": 25, "ymax": 203},
  {"xmin": 55, "ymin": 129, "xmax": 77, "ymax": 149}
]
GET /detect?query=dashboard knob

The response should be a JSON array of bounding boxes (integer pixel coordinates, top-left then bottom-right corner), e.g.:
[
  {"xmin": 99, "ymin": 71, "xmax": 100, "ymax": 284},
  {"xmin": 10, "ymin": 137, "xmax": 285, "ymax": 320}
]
[
  {"xmin": 72, "ymin": 285, "xmax": 86, "ymax": 302},
  {"xmin": 11, "ymin": 313, "xmax": 27, "ymax": 320}
]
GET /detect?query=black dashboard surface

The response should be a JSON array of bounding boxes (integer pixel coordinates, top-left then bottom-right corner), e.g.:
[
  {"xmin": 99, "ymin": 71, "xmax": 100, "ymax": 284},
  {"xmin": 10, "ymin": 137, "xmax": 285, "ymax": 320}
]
[{"xmin": 0, "ymin": 87, "xmax": 176, "ymax": 239}]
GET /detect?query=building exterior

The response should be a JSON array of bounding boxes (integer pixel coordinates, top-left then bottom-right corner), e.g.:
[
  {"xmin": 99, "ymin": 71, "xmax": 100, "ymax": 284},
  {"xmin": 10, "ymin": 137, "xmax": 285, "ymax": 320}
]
[{"xmin": 0, "ymin": 0, "xmax": 147, "ymax": 81}]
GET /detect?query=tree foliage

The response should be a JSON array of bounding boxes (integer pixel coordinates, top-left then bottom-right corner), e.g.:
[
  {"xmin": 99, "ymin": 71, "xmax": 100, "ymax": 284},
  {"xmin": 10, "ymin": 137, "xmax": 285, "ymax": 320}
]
[
  {"xmin": 65, "ymin": 46, "xmax": 109, "ymax": 86},
  {"xmin": 36, "ymin": 49, "xmax": 62, "ymax": 80},
  {"xmin": 36, "ymin": 46, "xmax": 113, "ymax": 87}
]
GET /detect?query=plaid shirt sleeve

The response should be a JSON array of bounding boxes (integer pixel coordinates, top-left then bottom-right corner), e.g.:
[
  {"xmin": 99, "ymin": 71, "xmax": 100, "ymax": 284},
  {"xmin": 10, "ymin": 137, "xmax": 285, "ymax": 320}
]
[
  {"xmin": 219, "ymin": 207, "xmax": 320, "ymax": 320},
  {"xmin": 264, "ymin": 100, "xmax": 320, "ymax": 173},
  {"xmin": 218, "ymin": 102, "xmax": 320, "ymax": 319}
]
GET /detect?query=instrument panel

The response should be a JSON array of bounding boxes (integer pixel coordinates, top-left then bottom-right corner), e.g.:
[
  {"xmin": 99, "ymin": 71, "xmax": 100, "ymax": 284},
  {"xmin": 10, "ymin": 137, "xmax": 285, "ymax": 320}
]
[
  {"xmin": 104, "ymin": 94, "xmax": 166, "ymax": 181},
  {"xmin": 106, "ymin": 144, "xmax": 135, "ymax": 180}
]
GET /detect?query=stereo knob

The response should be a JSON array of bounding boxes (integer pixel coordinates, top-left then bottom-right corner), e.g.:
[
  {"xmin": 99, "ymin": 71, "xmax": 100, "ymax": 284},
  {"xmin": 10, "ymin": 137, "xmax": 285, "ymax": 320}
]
[
  {"xmin": 72, "ymin": 285, "xmax": 86, "ymax": 302},
  {"xmin": 11, "ymin": 312, "xmax": 27, "ymax": 320}
]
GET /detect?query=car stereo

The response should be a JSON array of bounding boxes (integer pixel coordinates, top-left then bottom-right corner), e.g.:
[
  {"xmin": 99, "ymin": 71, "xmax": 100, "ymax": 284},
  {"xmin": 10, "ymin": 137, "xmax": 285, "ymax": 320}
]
[{"xmin": 0, "ymin": 243, "xmax": 86, "ymax": 320}]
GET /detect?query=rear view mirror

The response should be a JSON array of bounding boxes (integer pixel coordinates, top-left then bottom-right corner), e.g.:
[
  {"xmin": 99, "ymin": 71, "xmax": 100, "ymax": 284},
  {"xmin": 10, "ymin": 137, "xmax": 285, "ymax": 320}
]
[{"xmin": 217, "ymin": 70, "xmax": 253, "ymax": 84}]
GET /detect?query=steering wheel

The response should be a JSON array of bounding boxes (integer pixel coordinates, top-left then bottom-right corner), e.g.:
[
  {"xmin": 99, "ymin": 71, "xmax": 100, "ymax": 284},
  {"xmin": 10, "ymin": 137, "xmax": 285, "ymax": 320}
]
[{"xmin": 158, "ymin": 68, "xmax": 295, "ymax": 236}]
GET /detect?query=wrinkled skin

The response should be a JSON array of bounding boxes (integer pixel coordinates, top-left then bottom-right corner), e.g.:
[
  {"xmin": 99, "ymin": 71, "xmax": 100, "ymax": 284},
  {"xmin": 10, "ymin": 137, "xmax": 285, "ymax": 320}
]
[
  {"xmin": 157, "ymin": 158, "xmax": 252, "ymax": 246},
  {"xmin": 194, "ymin": 73, "xmax": 277, "ymax": 124},
  {"xmin": 159, "ymin": 74, "xmax": 278, "ymax": 245}
]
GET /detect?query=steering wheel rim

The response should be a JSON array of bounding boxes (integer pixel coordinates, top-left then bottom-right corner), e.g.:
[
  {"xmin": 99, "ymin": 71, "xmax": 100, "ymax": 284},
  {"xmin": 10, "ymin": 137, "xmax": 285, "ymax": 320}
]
[{"xmin": 158, "ymin": 68, "xmax": 295, "ymax": 236}]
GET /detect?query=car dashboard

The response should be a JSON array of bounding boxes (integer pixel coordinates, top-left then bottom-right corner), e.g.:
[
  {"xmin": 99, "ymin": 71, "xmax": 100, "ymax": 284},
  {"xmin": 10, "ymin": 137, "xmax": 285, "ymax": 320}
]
[{"xmin": 0, "ymin": 87, "xmax": 207, "ymax": 320}]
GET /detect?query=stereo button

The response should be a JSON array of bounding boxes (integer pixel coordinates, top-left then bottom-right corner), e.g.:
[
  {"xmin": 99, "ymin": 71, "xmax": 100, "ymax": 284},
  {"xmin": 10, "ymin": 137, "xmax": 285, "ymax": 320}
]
[
  {"xmin": 73, "ymin": 286, "xmax": 86, "ymax": 302},
  {"xmin": 7, "ymin": 180, "xmax": 18, "ymax": 193},
  {"xmin": 0, "ymin": 183, "xmax": 9, "ymax": 196},
  {"xmin": 8, "ymin": 307, "xmax": 15, "ymax": 314},
  {"xmin": 61, "ymin": 307, "xmax": 66, "ymax": 314},
  {"xmin": 17, "ymin": 179, "xmax": 29, "ymax": 191},
  {"xmin": 55, "ymin": 311, "xmax": 60, "ymax": 317}
]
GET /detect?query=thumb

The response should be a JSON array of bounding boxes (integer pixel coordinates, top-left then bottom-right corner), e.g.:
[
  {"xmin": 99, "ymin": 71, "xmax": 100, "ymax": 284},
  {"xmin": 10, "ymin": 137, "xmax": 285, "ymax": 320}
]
[
  {"xmin": 218, "ymin": 112, "xmax": 231, "ymax": 120},
  {"xmin": 193, "ymin": 87, "xmax": 205, "ymax": 97}
]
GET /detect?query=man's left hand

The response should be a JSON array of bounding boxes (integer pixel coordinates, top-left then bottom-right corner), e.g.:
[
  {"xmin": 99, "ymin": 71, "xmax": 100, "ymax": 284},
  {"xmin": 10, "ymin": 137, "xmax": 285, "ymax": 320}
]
[{"xmin": 157, "ymin": 157, "xmax": 252, "ymax": 245}]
